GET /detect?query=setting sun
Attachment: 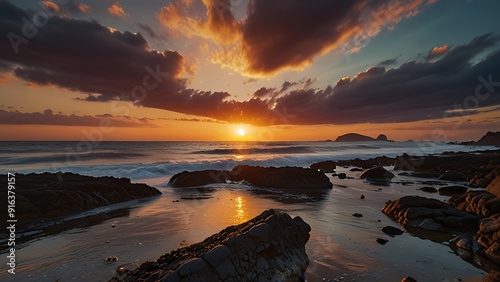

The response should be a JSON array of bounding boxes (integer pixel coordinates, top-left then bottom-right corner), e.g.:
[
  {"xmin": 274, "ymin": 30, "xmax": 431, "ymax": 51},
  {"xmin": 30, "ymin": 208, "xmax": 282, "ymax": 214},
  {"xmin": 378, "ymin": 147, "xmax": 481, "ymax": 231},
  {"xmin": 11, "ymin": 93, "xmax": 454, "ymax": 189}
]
[{"xmin": 236, "ymin": 128, "xmax": 246, "ymax": 136}]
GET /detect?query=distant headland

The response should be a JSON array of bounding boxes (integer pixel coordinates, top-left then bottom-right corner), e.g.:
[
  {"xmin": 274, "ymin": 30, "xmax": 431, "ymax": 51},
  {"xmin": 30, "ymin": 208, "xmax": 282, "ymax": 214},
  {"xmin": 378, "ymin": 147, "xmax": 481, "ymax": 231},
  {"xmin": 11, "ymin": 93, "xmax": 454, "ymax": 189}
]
[{"xmin": 334, "ymin": 133, "xmax": 393, "ymax": 142}]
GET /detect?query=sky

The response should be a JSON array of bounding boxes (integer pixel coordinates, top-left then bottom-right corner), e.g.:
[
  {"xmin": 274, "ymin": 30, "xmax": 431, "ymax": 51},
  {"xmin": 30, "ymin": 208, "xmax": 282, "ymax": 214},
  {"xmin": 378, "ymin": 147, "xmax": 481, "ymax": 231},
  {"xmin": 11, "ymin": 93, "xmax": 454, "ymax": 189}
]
[{"xmin": 0, "ymin": 0, "xmax": 499, "ymax": 141}]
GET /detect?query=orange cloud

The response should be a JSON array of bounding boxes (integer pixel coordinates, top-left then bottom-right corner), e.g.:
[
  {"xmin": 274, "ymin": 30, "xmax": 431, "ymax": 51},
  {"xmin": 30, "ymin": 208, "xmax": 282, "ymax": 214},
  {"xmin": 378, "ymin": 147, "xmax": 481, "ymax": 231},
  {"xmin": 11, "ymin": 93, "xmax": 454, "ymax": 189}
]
[
  {"xmin": 431, "ymin": 45, "xmax": 449, "ymax": 55},
  {"xmin": 42, "ymin": 1, "xmax": 59, "ymax": 13},
  {"xmin": 78, "ymin": 3, "xmax": 91, "ymax": 13},
  {"xmin": 158, "ymin": 0, "xmax": 438, "ymax": 78},
  {"xmin": 108, "ymin": 2, "xmax": 128, "ymax": 18}
]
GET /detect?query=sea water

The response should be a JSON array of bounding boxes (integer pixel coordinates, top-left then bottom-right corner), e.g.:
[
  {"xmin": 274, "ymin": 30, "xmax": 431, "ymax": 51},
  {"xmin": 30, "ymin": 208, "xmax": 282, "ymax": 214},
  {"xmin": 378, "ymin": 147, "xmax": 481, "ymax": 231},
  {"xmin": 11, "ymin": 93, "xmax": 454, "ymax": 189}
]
[{"xmin": 0, "ymin": 141, "xmax": 495, "ymax": 281}]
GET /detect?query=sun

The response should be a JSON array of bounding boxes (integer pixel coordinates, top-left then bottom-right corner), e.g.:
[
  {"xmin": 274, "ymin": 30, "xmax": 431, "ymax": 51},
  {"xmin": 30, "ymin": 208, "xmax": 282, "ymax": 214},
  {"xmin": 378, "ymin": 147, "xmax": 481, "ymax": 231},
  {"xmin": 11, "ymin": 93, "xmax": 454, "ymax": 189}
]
[{"xmin": 236, "ymin": 128, "xmax": 246, "ymax": 136}]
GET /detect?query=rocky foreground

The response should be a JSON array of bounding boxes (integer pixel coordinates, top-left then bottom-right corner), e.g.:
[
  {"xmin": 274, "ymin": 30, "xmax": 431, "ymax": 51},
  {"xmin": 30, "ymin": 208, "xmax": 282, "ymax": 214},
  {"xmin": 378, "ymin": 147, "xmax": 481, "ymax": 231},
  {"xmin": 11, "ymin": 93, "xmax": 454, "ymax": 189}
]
[
  {"xmin": 1, "ymin": 173, "xmax": 161, "ymax": 222},
  {"xmin": 109, "ymin": 209, "xmax": 311, "ymax": 282}
]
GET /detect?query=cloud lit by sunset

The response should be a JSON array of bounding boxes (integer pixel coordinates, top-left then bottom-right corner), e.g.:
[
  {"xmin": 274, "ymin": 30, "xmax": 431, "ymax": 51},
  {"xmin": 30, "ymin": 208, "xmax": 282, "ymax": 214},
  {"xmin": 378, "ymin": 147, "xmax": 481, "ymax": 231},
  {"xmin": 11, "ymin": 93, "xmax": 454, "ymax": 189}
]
[{"xmin": 0, "ymin": 0, "xmax": 498, "ymax": 141}]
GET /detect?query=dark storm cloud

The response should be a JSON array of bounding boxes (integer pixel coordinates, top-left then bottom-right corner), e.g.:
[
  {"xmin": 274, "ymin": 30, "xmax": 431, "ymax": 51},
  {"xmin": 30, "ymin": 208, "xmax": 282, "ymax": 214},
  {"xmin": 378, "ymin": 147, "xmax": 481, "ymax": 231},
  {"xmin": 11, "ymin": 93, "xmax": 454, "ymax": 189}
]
[
  {"xmin": 0, "ymin": 109, "xmax": 156, "ymax": 127},
  {"xmin": 269, "ymin": 33, "xmax": 500, "ymax": 124},
  {"xmin": 0, "ymin": 2, "xmax": 241, "ymax": 122}
]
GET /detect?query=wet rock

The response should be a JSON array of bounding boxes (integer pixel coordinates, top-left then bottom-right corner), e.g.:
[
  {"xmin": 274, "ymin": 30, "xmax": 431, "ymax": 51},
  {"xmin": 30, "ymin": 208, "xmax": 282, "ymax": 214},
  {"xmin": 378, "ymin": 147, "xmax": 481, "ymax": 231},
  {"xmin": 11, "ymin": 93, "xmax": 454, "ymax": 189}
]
[
  {"xmin": 310, "ymin": 160, "xmax": 337, "ymax": 173},
  {"xmin": 336, "ymin": 156, "xmax": 395, "ymax": 169},
  {"xmin": 487, "ymin": 176, "xmax": 500, "ymax": 198},
  {"xmin": 0, "ymin": 173, "xmax": 161, "ymax": 223},
  {"xmin": 438, "ymin": 186, "xmax": 468, "ymax": 197},
  {"xmin": 419, "ymin": 187, "xmax": 438, "ymax": 193},
  {"xmin": 350, "ymin": 168, "xmax": 364, "ymax": 172},
  {"xmin": 360, "ymin": 167, "xmax": 395, "ymax": 182},
  {"xmin": 382, "ymin": 226, "xmax": 404, "ymax": 237},
  {"xmin": 104, "ymin": 256, "xmax": 119, "ymax": 263},
  {"xmin": 438, "ymin": 170, "xmax": 467, "ymax": 181},
  {"xmin": 382, "ymin": 196, "xmax": 482, "ymax": 233},
  {"xmin": 360, "ymin": 195, "xmax": 365, "ymax": 199},
  {"xmin": 401, "ymin": 277, "xmax": 417, "ymax": 282},
  {"xmin": 169, "ymin": 170, "xmax": 229, "ymax": 187},
  {"xmin": 337, "ymin": 173, "xmax": 347, "ymax": 179},
  {"xmin": 230, "ymin": 165, "xmax": 332, "ymax": 189},
  {"xmin": 484, "ymin": 270, "xmax": 500, "ymax": 282},
  {"xmin": 352, "ymin": 213, "xmax": 363, "ymax": 218},
  {"xmin": 109, "ymin": 209, "xmax": 311, "ymax": 282},
  {"xmin": 376, "ymin": 238, "xmax": 388, "ymax": 245}
]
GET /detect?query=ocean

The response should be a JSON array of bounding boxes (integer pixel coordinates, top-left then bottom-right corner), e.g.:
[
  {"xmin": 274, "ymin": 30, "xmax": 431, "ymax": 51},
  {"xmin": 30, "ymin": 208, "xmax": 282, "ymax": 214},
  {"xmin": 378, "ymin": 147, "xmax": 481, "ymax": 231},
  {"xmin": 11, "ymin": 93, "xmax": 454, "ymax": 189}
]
[{"xmin": 0, "ymin": 141, "xmax": 495, "ymax": 282}]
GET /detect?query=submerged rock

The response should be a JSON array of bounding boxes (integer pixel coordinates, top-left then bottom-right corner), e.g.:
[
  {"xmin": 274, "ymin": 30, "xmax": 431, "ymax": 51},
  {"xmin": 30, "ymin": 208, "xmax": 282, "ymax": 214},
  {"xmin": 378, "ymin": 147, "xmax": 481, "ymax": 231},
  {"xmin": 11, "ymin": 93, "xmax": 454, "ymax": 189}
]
[
  {"xmin": 169, "ymin": 170, "xmax": 229, "ymax": 187},
  {"xmin": 0, "ymin": 173, "xmax": 161, "ymax": 222},
  {"xmin": 109, "ymin": 209, "xmax": 311, "ymax": 282}
]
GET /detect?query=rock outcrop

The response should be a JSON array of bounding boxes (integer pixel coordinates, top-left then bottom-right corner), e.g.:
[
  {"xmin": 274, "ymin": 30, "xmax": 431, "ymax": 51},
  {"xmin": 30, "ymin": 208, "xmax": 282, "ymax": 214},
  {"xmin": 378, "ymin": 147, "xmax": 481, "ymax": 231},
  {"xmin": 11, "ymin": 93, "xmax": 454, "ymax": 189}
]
[
  {"xmin": 462, "ymin": 131, "xmax": 500, "ymax": 146},
  {"xmin": 168, "ymin": 170, "xmax": 229, "ymax": 187},
  {"xmin": 487, "ymin": 176, "xmax": 500, "ymax": 197},
  {"xmin": 109, "ymin": 209, "xmax": 311, "ymax": 282},
  {"xmin": 393, "ymin": 150, "xmax": 499, "ymax": 188},
  {"xmin": 230, "ymin": 165, "xmax": 332, "ymax": 189},
  {"xmin": 336, "ymin": 156, "xmax": 395, "ymax": 169},
  {"xmin": 335, "ymin": 133, "xmax": 390, "ymax": 142},
  {"xmin": 382, "ymin": 196, "xmax": 482, "ymax": 232},
  {"xmin": 310, "ymin": 160, "xmax": 337, "ymax": 173},
  {"xmin": 0, "ymin": 173, "xmax": 161, "ymax": 222},
  {"xmin": 360, "ymin": 166, "xmax": 395, "ymax": 182}
]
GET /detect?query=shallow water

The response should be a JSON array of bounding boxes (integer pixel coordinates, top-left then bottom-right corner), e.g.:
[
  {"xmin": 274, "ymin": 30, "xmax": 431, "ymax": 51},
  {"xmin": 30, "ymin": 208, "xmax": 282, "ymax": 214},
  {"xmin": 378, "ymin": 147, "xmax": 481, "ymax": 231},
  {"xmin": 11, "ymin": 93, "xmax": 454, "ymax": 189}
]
[{"xmin": 0, "ymin": 168, "xmax": 487, "ymax": 282}]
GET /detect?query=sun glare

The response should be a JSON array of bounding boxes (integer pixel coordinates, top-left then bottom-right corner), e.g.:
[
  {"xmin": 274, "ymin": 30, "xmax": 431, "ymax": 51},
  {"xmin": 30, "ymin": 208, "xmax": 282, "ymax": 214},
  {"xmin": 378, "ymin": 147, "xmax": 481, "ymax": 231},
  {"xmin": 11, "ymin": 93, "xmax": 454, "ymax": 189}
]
[{"xmin": 236, "ymin": 128, "xmax": 246, "ymax": 136}]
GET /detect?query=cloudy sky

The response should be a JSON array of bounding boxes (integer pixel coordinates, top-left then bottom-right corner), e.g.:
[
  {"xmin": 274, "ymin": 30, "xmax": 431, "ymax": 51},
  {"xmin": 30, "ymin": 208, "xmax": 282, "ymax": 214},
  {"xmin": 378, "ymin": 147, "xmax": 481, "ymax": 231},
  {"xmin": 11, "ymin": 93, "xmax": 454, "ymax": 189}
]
[{"xmin": 0, "ymin": 0, "xmax": 499, "ymax": 141}]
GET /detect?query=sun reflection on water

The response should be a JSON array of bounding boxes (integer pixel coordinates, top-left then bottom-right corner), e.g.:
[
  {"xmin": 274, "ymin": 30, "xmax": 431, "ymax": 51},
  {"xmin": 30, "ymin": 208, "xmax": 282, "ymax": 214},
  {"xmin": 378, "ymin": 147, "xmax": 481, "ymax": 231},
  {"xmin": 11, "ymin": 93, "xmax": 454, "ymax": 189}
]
[{"xmin": 233, "ymin": 196, "xmax": 247, "ymax": 223}]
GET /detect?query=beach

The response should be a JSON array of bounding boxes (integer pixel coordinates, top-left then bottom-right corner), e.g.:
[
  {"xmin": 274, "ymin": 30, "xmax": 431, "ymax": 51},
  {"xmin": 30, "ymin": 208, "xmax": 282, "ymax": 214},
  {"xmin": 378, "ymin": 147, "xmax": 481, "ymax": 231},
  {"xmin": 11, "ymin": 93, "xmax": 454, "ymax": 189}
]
[{"xmin": 1, "ymin": 141, "xmax": 498, "ymax": 281}]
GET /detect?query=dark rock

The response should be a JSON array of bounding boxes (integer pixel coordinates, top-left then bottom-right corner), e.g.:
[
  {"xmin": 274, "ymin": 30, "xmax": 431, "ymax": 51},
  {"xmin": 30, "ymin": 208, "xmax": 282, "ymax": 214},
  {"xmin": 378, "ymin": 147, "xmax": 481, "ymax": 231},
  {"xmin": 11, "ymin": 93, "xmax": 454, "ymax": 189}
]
[
  {"xmin": 350, "ymin": 168, "xmax": 364, "ymax": 172},
  {"xmin": 169, "ymin": 170, "xmax": 229, "ymax": 187},
  {"xmin": 337, "ymin": 173, "xmax": 347, "ymax": 179},
  {"xmin": 376, "ymin": 238, "xmax": 388, "ymax": 245},
  {"xmin": 376, "ymin": 134, "xmax": 388, "ymax": 141},
  {"xmin": 401, "ymin": 277, "xmax": 417, "ymax": 282},
  {"xmin": 487, "ymin": 176, "xmax": 500, "ymax": 198},
  {"xmin": 382, "ymin": 226, "xmax": 404, "ymax": 237},
  {"xmin": 335, "ymin": 133, "xmax": 377, "ymax": 142},
  {"xmin": 0, "ymin": 173, "xmax": 161, "ymax": 223},
  {"xmin": 438, "ymin": 170, "xmax": 467, "ymax": 181},
  {"xmin": 360, "ymin": 167, "xmax": 395, "ymax": 181},
  {"xmin": 109, "ymin": 209, "xmax": 311, "ymax": 282},
  {"xmin": 360, "ymin": 195, "xmax": 365, "ymax": 199},
  {"xmin": 352, "ymin": 213, "xmax": 363, "ymax": 218},
  {"xmin": 438, "ymin": 186, "xmax": 468, "ymax": 197},
  {"xmin": 419, "ymin": 187, "xmax": 438, "ymax": 193},
  {"xmin": 336, "ymin": 156, "xmax": 395, "ymax": 169},
  {"xmin": 463, "ymin": 131, "xmax": 500, "ymax": 146},
  {"xmin": 229, "ymin": 165, "xmax": 332, "ymax": 189},
  {"xmin": 382, "ymin": 196, "xmax": 482, "ymax": 233},
  {"xmin": 310, "ymin": 160, "xmax": 337, "ymax": 173},
  {"xmin": 484, "ymin": 270, "xmax": 500, "ymax": 282}
]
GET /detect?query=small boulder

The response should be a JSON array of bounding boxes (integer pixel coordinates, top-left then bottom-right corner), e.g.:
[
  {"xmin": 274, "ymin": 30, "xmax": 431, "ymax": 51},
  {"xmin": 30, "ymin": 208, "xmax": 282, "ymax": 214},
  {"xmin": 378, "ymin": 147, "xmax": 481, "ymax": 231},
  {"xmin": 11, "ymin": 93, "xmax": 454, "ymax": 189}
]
[
  {"xmin": 401, "ymin": 277, "xmax": 417, "ymax": 282},
  {"xmin": 382, "ymin": 226, "xmax": 404, "ymax": 237},
  {"xmin": 338, "ymin": 173, "xmax": 347, "ymax": 179},
  {"xmin": 376, "ymin": 238, "xmax": 388, "ymax": 245},
  {"xmin": 310, "ymin": 160, "xmax": 337, "ymax": 173},
  {"xmin": 360, "ymin": 167, "xmax": 395, "ymax": 181},
  {"xmin": 419, "ymin": 187, "xmax": 438, "ymax": 193},
  {"xmin": 438, "ymin": 186, "xmax": 468, "ymax": 197}
]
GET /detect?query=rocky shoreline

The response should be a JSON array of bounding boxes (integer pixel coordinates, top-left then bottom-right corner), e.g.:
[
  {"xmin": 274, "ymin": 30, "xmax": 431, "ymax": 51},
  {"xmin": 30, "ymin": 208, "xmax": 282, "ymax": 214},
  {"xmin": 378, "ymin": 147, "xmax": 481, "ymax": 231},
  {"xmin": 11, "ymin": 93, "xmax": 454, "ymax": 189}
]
[
  {"xmin": 0, "ymin": 172, "xmax": 161, "ymax": 223},
  {"xmin": 109, "ymin": 209, "xmax": 311, "ymax": 282}
]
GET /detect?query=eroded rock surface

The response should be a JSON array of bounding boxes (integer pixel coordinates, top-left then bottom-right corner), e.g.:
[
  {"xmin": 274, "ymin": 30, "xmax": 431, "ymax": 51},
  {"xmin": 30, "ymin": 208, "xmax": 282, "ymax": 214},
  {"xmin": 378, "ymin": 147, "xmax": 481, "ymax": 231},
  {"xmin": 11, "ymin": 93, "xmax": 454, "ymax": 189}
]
[
  {"xmin": 109, "ymin": 209, "xmax": 311, "ymax": 282},
  {"xmin": 1, "ymin": 173, "xmax": 161, "ymax": 222}
]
